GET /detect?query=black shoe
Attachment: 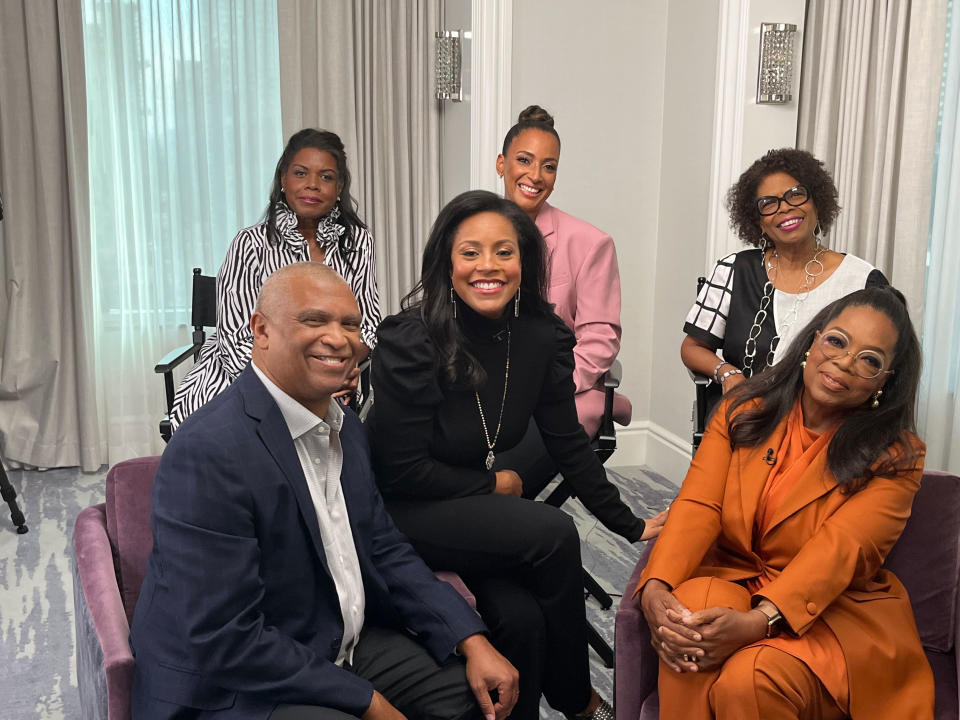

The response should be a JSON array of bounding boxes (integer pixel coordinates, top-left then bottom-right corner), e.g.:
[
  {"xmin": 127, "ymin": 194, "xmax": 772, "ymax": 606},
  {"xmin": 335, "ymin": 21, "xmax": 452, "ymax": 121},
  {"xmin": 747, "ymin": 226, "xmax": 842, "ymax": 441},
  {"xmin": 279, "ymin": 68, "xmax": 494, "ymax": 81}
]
[{"xmin": 565, "ymin": 697, "xmax": 614, "ymax": 720}]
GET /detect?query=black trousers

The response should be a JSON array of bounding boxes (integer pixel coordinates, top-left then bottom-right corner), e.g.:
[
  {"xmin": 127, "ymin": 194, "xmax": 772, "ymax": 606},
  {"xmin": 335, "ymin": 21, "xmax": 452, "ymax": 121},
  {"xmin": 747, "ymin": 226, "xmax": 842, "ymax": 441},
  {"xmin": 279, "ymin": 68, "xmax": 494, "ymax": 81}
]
[
  {"xmin": 386, "ymin": 494, "xmax": 592, "ymax": 720},
  {"xmin": 269, "ymin": 626, "xmax": 480, "ymax": 720}
]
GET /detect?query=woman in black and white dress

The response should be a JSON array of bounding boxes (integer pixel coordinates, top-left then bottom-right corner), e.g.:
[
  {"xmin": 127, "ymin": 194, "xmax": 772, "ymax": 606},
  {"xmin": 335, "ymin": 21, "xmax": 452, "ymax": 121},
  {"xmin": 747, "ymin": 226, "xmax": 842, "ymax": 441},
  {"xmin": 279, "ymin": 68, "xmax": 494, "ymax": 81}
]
[
  {"xmin": 170, "ymin": 129, "xmax": 381, "ymax": 431},
  {"xmin": 681, "ymin": 148, "xmax": 887, "ymax": 403}
]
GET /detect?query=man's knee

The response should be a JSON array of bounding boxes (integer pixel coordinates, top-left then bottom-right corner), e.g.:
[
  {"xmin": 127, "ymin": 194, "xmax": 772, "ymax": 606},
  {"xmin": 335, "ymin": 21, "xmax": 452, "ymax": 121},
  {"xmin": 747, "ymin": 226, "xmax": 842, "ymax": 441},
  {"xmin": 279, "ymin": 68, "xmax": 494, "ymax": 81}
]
[{"xmin": 415, "ymin": 657, "xmax": 482, "ymax": 720}]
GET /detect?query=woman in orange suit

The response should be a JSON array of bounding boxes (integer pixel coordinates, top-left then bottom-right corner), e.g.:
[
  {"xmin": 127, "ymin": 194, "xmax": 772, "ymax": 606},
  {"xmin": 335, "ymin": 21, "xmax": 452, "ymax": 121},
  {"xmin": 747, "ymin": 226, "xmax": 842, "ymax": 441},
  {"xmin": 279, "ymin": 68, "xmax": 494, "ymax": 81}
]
[{"xmin": 637, "ymin": 285, "xmax": 933, "ymax": 719}]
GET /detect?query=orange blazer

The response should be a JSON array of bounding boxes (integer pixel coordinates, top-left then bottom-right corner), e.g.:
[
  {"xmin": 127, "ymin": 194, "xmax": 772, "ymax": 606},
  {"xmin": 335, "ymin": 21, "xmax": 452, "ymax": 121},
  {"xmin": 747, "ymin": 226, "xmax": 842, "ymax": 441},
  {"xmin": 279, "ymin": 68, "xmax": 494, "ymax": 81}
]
[{"xmin": 640, "ymin": 404, "xmax": 934, "ymax": 719}]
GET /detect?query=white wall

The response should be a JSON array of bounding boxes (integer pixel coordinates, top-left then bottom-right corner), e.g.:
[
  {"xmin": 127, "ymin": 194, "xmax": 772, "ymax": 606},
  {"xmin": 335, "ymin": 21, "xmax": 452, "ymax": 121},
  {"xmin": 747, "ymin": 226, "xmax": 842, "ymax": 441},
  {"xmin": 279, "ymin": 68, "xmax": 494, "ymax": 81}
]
[
  {"xmin": 646, "ymin": 1, "xmax": 722, "ymax": 482},
  {"xmin": 440, "ymin": 0, "xmax": 472, "ymax": 204},
  {"xmin": 503, "ymin": 0, "xmax": 804, "ymax": 483},
  {"xmin": 511, "ymin": 0, "xmax": 669, "ymax": 430}
]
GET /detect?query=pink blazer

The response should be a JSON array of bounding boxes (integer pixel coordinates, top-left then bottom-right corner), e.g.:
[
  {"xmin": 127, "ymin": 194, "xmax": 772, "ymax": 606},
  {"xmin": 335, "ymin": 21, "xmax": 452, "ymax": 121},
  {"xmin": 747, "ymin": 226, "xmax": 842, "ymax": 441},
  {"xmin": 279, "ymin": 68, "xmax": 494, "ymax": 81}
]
[{"xmin": 536, "ymin": 203, "xmax": 631, "ymax": 437}]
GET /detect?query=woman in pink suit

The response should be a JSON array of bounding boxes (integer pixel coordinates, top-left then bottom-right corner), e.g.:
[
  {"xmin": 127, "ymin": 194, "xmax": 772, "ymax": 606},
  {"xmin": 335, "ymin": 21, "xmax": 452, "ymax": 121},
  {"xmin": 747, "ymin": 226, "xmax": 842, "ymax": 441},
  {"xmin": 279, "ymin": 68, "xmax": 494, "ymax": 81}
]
[{"xmin": 493, "ymin": 105, "xmax": 630, "ymax": 496}]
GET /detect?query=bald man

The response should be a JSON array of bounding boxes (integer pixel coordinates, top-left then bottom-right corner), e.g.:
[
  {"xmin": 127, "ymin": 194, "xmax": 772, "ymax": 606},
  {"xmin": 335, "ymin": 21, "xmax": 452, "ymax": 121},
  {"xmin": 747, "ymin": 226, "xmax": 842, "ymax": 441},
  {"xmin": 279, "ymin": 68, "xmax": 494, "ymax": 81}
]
[{"xmin": 131, "ymin": 263, "xmax": 517, "ymax": 720}]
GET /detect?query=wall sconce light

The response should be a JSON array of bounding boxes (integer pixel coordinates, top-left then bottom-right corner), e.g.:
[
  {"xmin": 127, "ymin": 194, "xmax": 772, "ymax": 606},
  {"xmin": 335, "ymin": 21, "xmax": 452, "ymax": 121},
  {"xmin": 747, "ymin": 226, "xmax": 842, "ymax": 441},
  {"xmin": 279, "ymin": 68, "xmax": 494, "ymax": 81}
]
[
  {"xmin": 435, "ymin": 30, "xmax": 463, "ymax": 102},
  {"xmin": 756, "ymin": 23, "xmax": 797, "ymax": 104}
]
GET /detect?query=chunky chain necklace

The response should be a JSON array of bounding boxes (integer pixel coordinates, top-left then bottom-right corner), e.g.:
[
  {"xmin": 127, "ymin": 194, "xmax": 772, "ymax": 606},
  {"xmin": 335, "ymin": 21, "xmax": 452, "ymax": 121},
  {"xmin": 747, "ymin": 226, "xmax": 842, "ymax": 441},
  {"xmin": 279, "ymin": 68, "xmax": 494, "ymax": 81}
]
[
  {"xmin": 742, "ymin": 243, "xmax": 826, "ymax": 377},
  {"xmin": 476, "ymin": 328, "xmax": 511, "ymax": 470}
]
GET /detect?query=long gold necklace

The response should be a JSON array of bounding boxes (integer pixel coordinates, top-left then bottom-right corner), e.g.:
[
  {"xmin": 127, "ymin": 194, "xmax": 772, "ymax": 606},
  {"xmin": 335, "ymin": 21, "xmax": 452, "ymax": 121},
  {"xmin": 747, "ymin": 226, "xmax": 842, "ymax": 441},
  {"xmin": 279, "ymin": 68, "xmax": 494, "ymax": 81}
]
[{"xmin": 475, "ymin": 328, "xmax": 511, "ymax": 470}]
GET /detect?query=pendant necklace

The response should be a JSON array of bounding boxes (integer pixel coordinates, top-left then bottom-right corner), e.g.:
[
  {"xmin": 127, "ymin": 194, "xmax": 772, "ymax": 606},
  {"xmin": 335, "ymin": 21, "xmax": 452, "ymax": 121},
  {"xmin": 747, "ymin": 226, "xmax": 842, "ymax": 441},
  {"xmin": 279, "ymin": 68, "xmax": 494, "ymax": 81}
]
[{"xmin": 476, "ymin": 328, "xmax": 511, "ymax": 470}]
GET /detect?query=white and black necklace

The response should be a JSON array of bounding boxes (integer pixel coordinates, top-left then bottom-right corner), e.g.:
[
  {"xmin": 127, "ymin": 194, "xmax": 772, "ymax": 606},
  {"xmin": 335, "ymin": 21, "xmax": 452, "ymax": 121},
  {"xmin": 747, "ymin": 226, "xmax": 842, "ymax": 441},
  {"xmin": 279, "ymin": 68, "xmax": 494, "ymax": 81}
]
[{"xmin": 476, "ymin": 328, "xmax": 511, "ymax": 470}]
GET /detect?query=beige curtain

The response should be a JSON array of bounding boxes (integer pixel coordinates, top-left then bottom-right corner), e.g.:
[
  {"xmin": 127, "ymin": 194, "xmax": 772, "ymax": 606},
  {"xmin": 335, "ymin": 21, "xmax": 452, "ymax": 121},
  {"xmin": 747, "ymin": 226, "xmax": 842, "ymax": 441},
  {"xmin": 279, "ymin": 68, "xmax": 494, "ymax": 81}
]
[
  {"xmin": 798, "ymin": 0, "xmax": 947, "ymax": 318},
  {"xmin": 0, "ymin": 0, "xmax": 103, "ymax": 470},
  {"xmin": 277, "ymin": 0, "xmax": 443, "ymax": 312}
]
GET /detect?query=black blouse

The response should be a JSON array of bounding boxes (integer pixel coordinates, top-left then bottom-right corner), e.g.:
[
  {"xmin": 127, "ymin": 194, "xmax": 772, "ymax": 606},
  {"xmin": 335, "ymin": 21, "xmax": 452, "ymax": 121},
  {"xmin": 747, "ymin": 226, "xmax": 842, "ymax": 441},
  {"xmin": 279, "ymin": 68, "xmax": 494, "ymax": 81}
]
[{"xmin": 367, "ymin": 302, "xmax": 646, "ymax": 543}]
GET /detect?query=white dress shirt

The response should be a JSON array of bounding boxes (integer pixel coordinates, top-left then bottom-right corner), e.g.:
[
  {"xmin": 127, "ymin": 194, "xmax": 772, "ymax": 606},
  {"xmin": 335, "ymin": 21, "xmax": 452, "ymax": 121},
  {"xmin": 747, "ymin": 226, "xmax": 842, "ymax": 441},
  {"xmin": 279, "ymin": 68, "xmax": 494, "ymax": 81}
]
[{"xmin": 252, "ymin": 364, "xmax": 365, "ymax": 665}]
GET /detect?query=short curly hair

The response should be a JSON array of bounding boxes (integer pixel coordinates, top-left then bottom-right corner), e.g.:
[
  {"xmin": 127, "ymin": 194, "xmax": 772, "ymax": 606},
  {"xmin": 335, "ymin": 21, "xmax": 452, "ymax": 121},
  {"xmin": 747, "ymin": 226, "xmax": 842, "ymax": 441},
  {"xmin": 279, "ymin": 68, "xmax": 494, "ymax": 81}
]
[{"xmin": 726, "ymin": 148, "xmax": 840, "ymax": 247}]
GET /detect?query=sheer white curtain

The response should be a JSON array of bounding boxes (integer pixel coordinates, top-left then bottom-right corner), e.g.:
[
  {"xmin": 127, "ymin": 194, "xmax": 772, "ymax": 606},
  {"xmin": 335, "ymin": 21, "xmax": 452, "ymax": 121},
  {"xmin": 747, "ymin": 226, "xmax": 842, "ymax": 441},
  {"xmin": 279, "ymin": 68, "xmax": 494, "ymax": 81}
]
[
  {"xmin": 798, "ymin": 0, "xmax": 947, "ymax": 315},
  {"xmin": 82, "ymin": 0, "xmax": 283, "ymax": 461},
  {"xmin": 277, "ymin": 0, "xmax": 443, "ymax": 312},
  {"xmin": 918, "ymin": 0, "xmax": 960, "ymax": 474}
]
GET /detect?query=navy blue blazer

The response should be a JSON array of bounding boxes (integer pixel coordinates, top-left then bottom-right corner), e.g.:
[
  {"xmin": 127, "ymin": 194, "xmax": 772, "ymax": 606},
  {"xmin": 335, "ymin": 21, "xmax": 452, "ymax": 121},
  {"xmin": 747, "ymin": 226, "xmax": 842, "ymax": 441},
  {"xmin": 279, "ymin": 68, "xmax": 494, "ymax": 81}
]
[{"xmin": 130, "ymin": 366, "xmax": 485, "ymax": 720}]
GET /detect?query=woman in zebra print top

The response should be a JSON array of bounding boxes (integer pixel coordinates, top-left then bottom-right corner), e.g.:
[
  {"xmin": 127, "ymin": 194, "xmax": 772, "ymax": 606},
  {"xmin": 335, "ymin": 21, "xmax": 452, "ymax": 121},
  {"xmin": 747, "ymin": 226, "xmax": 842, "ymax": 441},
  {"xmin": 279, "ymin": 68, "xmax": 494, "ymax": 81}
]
[{"xmin": 170, "ymin": 129, "xmax": 382, "ymax": 432}]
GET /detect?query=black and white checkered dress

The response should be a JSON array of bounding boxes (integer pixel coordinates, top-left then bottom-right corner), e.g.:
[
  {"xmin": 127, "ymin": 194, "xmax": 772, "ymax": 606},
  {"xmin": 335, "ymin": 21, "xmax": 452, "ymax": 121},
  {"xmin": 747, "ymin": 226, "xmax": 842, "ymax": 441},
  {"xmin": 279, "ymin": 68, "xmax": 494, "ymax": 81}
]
[
  {"xmin": 684, "ymin": 249, "xmax": 888, "ymax": 371},
  {"xmin": 170, "ymin": 203, "xmax": 382, "ymax": 431}
]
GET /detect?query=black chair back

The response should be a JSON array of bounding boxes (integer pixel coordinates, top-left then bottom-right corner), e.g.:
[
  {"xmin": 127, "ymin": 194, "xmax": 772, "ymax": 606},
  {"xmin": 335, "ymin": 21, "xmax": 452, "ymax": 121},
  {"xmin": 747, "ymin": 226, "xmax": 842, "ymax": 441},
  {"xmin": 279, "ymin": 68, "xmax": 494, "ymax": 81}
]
[
  {"xmin": 190, "ymin": 269, "xmax": 217, "ymax": 352},
  {"xmin": 155, "ymin": 268, "xmax": 217, "ymax": 442},
  {"xmin": 691, "ymin": 276, "xmax": 722, "ymax": 451}
]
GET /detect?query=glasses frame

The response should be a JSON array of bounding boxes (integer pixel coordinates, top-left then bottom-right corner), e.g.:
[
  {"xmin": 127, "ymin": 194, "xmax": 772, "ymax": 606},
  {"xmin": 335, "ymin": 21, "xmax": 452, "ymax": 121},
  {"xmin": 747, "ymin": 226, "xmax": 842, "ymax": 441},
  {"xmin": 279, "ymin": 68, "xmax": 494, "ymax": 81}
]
[
  {"xmin": 756, "ymin": 184, "xmax": 811, "ymax": 216},
  {"xmin": 815, "ymin": 330, "xmax": 895, "ymax": 380}
]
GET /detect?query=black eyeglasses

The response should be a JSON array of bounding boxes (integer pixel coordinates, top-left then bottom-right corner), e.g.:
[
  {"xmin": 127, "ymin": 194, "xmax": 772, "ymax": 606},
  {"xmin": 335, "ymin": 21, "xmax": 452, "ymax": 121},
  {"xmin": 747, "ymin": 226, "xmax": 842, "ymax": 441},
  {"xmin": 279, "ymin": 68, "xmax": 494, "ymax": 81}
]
[
  {"xmin": 756, "ymin": 184, "xmax": 810, "ymax": 216},
  {"xmin": 816, "ymin": 330, "xmax": 894, "ymax": 380}
]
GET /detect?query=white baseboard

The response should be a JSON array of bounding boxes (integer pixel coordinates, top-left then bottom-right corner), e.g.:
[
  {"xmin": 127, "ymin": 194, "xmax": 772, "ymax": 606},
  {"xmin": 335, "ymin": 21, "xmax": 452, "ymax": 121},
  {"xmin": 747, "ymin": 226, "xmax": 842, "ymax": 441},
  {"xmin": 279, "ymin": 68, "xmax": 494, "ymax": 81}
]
[{"xmin": 613, "ymin": 419, "xmax": 692, "ymax": 487}]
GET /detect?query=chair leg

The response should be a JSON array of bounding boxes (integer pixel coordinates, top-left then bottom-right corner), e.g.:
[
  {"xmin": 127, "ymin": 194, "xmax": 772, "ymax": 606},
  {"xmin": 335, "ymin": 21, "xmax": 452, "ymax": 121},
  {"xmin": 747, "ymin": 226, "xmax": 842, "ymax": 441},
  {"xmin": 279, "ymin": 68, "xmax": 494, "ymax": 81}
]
[
  {"xmin": 586, "ymin": 621, "xmax": 614, "ymax": 668},
  {"xmin": 583, "ymin": 569, "xmax": 613, "ymax": 610}
]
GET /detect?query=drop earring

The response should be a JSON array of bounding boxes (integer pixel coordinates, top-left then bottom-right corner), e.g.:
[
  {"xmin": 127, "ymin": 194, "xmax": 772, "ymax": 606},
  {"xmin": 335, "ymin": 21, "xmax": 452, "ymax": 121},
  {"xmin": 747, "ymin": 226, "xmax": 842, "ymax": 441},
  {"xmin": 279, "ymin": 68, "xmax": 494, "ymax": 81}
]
[
  {"xmin": 872, "ymin": 389, "xmax": 883, "ymax": 408},
  {"xmin": 801, "ymin": 350, "xmax": 809, "ymax": 368},
  {"xmin": 450, "ymin": 287, "xmax": 457, "ymax": 318},
  {"xmin": 514, "ymin": 291, "xmax": 520, "ymax": 318},
  {"xmin": 813, "ymin": 222, "xmax": 824, "ymax": 243}
]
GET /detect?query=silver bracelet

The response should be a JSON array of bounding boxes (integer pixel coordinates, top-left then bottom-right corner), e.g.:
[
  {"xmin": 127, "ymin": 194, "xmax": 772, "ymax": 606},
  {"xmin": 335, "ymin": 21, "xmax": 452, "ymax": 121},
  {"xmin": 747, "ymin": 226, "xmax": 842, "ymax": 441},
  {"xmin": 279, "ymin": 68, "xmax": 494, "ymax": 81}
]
[
  {"xmin": 719, "ymin": 368, "xmax": 742, "ymax": 384},
  {"xmin": 712, "ymin": 361, "xmax": 728, "ymax": 384}
]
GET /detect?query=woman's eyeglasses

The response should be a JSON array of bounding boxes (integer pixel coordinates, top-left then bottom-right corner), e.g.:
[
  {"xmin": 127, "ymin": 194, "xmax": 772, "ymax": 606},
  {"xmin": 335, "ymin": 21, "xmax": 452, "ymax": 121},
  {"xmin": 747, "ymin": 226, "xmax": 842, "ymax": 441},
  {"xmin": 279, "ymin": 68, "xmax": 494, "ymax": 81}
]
[
  {"xmin": 816, "ymin": 330, "xmax": 893, "ymax": 380},
  {"xmin": 756, "ymin": 184, "xmax": 810, "ymax": 216}
]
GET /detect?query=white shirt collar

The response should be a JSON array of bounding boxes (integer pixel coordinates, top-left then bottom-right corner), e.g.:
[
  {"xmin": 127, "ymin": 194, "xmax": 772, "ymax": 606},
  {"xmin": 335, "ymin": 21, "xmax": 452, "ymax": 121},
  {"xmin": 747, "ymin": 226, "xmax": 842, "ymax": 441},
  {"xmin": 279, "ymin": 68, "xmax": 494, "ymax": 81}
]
[{"xmin": 251, "ymin": 362, "xmax": 344, "ymax": 439}]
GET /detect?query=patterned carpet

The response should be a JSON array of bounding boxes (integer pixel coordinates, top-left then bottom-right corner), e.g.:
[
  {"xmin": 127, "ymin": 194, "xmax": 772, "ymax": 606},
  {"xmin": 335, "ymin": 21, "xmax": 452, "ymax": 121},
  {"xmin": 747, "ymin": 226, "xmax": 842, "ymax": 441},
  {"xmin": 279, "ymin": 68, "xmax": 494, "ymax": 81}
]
[{"xmin": 0, "ymin": 463, "xmax": 678, "ymax": 719}]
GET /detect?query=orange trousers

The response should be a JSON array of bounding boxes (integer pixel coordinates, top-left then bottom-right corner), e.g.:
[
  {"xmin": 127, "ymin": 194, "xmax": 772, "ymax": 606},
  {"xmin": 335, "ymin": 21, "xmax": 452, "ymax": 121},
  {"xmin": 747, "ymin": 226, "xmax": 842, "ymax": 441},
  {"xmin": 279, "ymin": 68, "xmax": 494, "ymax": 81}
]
[{"xmin": 656, "ymin": 577, "xmax": 845, "ymax": 720}]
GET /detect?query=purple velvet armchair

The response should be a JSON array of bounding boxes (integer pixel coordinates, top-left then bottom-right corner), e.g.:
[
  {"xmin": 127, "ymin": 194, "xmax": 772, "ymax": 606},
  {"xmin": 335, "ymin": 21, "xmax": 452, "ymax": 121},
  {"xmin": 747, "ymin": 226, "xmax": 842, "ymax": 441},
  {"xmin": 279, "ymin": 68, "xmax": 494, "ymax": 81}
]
[
  {"xmin": 614, "ymin": 470, "xmax": 960, "ymax": 720},
  {"xmin": 72, "ymin": 456, "xmax": 476, "ymax": 720}
]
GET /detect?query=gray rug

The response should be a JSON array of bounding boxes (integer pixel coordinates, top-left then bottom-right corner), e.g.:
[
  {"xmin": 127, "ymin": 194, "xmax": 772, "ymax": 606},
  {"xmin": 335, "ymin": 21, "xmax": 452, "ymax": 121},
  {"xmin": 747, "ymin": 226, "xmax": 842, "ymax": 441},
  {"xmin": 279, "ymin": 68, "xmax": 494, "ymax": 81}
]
[
  {"xmin": 0, "ymin": 463, "xmax": 677, "ymax": 719},
  {"xmin": 0, "ymin": 466, "xmax": 106, "ymax": 720},
  {"xmin": 564, "ymin": 466, "xmax": 677, "ymax": 713}
]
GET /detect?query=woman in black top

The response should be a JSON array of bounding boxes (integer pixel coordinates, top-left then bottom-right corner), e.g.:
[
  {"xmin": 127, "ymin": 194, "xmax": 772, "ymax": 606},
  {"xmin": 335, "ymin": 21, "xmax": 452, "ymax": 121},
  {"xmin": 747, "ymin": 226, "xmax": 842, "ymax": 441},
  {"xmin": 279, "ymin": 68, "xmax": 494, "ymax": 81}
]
[{"xmin": 368, "ymin": 191, "xmax": 665, "ymax": 720}]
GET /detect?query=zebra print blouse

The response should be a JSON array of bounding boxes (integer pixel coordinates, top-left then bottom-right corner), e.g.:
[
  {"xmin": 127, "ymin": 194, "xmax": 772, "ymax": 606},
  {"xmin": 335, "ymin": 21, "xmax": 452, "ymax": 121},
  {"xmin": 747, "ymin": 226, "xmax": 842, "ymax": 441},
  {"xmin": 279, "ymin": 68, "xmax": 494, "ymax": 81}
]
[{"xmin": 169, "ymin": 202, "xmax": 382, "ymax": 431}]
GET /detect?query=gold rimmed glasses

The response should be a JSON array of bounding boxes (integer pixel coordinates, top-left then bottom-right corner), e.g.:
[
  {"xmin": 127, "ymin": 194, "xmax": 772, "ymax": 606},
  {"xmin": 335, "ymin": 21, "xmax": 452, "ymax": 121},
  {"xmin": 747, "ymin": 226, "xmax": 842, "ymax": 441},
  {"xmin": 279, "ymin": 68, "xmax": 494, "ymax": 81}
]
[{"xmin": 816, "ymin": 330, "xmax": 894, "ymax": 380}]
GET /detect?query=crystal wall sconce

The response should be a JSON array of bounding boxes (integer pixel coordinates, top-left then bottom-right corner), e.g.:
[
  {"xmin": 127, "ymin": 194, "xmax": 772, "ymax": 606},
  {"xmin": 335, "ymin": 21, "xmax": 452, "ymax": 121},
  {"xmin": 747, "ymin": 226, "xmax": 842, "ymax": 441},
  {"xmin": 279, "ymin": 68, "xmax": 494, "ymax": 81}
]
[
  {"xmin": 756, "ymin": 23, "xmax": 797, "ymax": 104},
  {"xmin": 435, "ymin": 30, "xmax": 463, "ymax": 102}
]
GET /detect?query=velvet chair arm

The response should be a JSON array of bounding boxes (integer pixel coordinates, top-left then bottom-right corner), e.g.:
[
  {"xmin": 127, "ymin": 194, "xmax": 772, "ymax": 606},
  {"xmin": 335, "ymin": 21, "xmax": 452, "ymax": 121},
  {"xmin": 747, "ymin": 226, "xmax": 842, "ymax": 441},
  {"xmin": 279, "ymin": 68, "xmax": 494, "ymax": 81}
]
[
  {"xmin": 614, "ymin": 541, "xmax": 659, "ymax": 718},
  {"xmin": 73, "ymin": 504, "xmax": 134, "ymax": 720}
]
